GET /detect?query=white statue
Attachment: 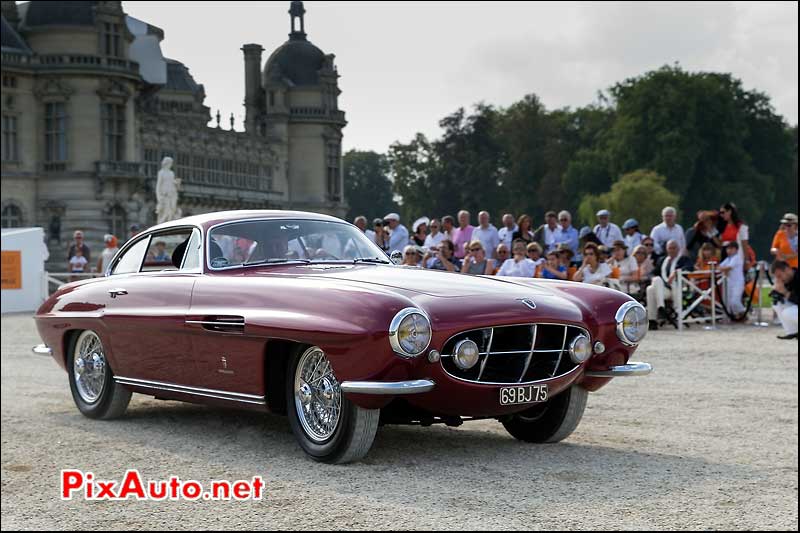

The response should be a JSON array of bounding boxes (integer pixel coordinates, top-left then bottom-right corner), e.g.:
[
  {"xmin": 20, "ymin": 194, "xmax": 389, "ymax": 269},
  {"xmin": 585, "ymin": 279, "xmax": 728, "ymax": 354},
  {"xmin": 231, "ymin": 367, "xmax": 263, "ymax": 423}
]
[{"xmin": 155, "ymin": 156, "xmax": 182, "ymax": 224}]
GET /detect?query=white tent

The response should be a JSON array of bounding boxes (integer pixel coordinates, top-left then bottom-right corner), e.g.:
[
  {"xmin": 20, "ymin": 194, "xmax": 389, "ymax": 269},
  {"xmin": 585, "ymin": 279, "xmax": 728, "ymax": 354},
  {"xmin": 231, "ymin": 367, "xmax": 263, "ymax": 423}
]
[{"xmin": 1, "ymin": 227, "xmax": 47, "ymax": 314}]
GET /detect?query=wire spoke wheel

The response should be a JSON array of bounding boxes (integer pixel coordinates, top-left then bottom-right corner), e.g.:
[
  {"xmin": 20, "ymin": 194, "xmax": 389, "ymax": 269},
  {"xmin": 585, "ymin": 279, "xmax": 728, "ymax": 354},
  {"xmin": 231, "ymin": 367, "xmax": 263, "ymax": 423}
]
[
  {"xmin": 294, "ymin": 347, "xmax": 342, "ymax": 443},
  {"xmin": 73, "ymin": 331, "xmax": 107, "ymax": 404}
]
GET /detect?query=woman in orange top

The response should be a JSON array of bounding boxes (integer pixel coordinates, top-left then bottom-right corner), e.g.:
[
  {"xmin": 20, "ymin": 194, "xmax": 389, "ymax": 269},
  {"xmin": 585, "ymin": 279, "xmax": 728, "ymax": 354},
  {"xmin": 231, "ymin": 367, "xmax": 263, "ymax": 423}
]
[{"xmin": 771, "ymin": 213, "xmax": 798, "ymax": 268}]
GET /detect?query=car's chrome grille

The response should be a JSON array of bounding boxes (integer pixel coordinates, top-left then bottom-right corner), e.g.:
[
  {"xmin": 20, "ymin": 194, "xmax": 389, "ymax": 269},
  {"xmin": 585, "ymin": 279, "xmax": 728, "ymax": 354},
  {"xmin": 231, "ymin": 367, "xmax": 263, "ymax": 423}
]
[{"xmin": 440, "ymin": 323, "xmax": 588, "ymax": 384}]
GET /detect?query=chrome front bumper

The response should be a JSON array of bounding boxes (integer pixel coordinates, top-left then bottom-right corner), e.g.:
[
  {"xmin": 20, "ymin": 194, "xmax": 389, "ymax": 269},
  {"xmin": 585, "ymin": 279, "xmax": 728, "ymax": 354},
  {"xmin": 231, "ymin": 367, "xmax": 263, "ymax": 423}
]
[
  {"xmin": 585, "ymin": 362, "xmax": 652, "ymax": 377},
  {"xmin": 340, "ymin": 379, "xmax": 435, "ymax": 395},
  {"xmin": 31, "ymin": 344, "xmax": 52, "ymax": 356}
]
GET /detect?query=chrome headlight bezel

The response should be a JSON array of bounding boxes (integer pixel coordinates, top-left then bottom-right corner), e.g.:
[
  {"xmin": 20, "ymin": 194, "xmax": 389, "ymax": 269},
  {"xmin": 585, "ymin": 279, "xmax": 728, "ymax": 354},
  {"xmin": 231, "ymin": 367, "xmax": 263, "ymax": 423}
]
[
  {"xmin": 615, "ymin": 301, "xmax": 648, "ymax": 346},
  {"xmin": 568, "ymin": 334, "xmax": 592, "ymax": 364},
  {"xmin": 388, "ymin": 307, "xmax": 432, "ymax": 358}
]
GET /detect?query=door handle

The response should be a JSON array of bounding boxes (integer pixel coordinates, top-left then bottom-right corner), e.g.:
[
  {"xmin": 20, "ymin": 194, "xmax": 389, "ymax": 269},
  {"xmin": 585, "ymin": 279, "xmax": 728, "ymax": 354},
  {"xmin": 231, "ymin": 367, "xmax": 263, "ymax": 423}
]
[{"xmin": 108, "ymin": 288, "xmax": 128, "ymax": 298}]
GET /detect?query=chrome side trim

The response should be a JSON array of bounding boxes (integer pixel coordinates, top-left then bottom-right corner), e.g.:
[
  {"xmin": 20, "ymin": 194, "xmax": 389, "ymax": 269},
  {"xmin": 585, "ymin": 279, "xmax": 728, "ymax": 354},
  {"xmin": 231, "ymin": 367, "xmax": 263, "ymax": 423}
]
[
  {"xmin": 185, "ymin": 320, "xmax": 245, "ymax": 327},
  {"xmin": 585, "ymin": 362, "xmax": 653, "ymax": 377},
  {"xmin": 32, "ymin": 344, "xmax": 52, "ymax": 356},
  {"xmin": 340, "ymin": 379, "xmax": 435, "ymax": 395},
  {"xmin": 113, "ymin": 376, "xmax": 265, "ymax": 404}
]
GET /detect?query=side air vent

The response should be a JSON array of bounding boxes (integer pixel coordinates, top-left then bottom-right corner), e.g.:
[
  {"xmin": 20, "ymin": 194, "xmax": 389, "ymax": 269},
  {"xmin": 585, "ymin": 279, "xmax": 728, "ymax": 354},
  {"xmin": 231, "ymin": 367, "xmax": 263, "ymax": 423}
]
[{"xmin": 186, "ymin": 316, "xmax": 245, "ymax": 334}]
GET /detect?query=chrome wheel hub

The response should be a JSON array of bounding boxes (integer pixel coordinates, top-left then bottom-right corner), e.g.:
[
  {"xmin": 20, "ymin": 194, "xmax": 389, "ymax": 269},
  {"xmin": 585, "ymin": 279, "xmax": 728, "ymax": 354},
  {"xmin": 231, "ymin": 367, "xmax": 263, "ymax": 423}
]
[
  {"xmin": 294, "ymin": 347, "xmax": 342, "ymax": 443},
  {"xmin": 73, "ymin": 332, "xmax": 107, "ymax": 404}
]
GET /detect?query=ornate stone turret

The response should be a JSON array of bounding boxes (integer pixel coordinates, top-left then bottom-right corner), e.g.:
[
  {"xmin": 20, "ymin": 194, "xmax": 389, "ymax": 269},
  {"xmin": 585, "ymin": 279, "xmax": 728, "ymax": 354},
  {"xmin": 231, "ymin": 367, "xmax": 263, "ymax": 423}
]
[{"xmin": 241, "ymin": 43, "xmax": 264, "ymax": 134}]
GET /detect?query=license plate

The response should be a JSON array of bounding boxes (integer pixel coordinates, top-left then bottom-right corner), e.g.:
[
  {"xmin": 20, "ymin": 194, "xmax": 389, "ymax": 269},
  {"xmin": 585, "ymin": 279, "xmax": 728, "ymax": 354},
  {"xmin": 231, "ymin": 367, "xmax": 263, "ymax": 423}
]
[{"xmin": 499, "ymin": 384, "xmax": 548, "ymax": 406}]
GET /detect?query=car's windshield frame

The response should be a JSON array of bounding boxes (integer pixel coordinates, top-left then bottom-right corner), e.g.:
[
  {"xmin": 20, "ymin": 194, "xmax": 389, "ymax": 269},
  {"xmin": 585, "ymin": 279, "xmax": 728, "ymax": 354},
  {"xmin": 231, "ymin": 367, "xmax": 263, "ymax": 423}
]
[{"xmin": 205, "ymin": 217, "xmax": 391, "ymax": 271}]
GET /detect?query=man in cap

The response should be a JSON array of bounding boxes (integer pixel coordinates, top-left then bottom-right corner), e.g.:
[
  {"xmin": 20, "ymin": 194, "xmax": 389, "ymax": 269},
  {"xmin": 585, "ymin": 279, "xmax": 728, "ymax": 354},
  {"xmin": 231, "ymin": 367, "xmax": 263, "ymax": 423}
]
[
  {"xmin": 384, "ymin": 212, "xmax": 409, "ymax": 253},
  {"xmin": 593, "ymin": 209, "xmax": 623, "ymax": 248},
  {"xmin": 771, "ymin": 213, "xmax": 798, "ymax": 269},
  {"xmin": 472, "ymin": 211, "xmax": 501, "ymax": 259},
  {"xmin": 622, "ymin": 218, "xmax": 644, "ymax": 250}
]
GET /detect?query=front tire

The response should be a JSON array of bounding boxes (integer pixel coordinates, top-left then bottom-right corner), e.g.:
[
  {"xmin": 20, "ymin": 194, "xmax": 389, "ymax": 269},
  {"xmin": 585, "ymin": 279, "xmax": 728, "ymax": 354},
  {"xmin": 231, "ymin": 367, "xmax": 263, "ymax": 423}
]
[
  {"xmin": 501, "ymin": 385, "xmax": 587, "ymax": 443},
  {"xmin": 68, "ymin": 330, "xmax": 131, "ymax": 420},
  {"xmin": 286, "ymin": 346, "xmax": 379, "ymax": 464}
]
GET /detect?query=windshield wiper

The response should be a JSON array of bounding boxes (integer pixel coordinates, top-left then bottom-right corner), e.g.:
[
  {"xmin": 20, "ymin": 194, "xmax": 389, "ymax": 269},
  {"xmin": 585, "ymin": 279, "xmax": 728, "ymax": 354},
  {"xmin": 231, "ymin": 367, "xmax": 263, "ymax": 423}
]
[
  {"xmin": 353, "ymin": 257, "xmax": 390, "ymax": 264},
  {"xmin": 242, "ymin": 258, "xmax": 311, "ymax": 266}
]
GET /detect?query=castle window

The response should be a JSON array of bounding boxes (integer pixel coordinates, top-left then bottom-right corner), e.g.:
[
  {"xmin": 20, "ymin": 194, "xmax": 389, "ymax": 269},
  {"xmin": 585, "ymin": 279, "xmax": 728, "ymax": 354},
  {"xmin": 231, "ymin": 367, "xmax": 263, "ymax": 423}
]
[
  {"xmin": 326, "ymin": 142, "xmax": 341, "ymax": 201},
  {"xmin": 2, "ymin": 75, "xmax": 17, "ymax": 88},
  {"xmin": 2, "ymin": 115, "xmax": 19, "ymax": 162},
  {"xmin": 109, "ymin": 205, "xmax": 127, "ymax": 238},
  {"xmin": 102, "ymin": 103, "xmax": 125, "ymax": 161},
  {"xmin": 1, "ymin": 204, "xmax": 23, "ymax": 228},
  {"xmin": 103, "ymin": 22, "xmax": 123, "ymax": 57},
  {"xmin": 44, "ymin": 103, "xmax": 67, "ymax": 162}
]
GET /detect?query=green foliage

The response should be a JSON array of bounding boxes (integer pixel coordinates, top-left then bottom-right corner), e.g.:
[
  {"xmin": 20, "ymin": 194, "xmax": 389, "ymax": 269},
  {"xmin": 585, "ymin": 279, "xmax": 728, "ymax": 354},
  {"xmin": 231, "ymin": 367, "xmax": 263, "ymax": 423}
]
[
  {"xmin": 577, "ymin": 170, "xmax": 680, "ymax": 231},
  {"xmin": 369, "ymin": 65, "xmax": 797, "ymax": 256},
  {"xmin": 343, "ymin": 150, "xmax": 397, "ymax": 221}
]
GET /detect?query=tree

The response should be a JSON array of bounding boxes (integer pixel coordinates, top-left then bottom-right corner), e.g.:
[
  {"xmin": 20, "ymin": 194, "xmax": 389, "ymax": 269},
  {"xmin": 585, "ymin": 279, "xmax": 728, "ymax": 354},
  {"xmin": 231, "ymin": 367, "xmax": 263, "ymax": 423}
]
[
  {"xmin": 343, "ymin": 150, "xmax": 397, "ymax": 221},
  {"xmin": 577, "ymin": 169, "xmax": 680, "ymax": 232}
]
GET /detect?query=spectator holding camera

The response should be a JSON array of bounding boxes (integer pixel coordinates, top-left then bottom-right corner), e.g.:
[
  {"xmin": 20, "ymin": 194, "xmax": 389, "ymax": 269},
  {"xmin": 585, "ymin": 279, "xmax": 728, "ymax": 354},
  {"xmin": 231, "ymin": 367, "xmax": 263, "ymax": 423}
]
[
  {"xmin": 594, "ymin": 209, "xmax": 623, "ymax": 248},
  {"xmin": 540, "ymin": 250, "xmax": 568, "ymax": 280},
  {"xmin": 770, "ymin": 260, "xmax": 798, "ymax": 340},
  {"xmin": 371, "ymin": 218, "xmax": 389, "ymax": 251},
  {"xmin": 423, "ymin": 239, "xmax": 461, "ymax": 272},
  {"xmin": 686, "ymin": 210, "xmax": 721, "ymax": 261},
  {"xmin": 771, "ymin": 213, "xmax": 798, "ymax": 269}
]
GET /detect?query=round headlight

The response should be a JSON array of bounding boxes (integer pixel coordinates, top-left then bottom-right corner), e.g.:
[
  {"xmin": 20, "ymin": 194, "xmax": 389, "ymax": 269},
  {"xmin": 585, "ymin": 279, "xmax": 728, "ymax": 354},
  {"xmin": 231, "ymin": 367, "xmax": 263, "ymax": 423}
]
[
  {"xmin": 616, "ymin": 301, "xmax": 648, "ymax": 345},
  {"xmin": 389, "ymin": 308, "xmax": 432, "ymax": 357},
  {"xmin": 569, "ymin": 335, "xmax": 592, "ymax": 364},
  {"xmin": 453, "ymin": 339, "xmax": 480, "ymax": 370}
]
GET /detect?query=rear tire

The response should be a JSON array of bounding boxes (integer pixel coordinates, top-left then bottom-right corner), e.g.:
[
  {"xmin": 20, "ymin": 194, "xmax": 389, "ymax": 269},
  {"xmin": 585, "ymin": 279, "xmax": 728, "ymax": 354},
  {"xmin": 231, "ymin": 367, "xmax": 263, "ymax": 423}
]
[
  {"xmin": 502, "ymin": 385, "xmax": 587, "ymax": 443},
  {"xmin": 286, "ymin": 346, "xmax": 379, "ymax": 464},
  {"xmin": 68, "ymin": 330, "xmax": 131, "ymax": 420}
]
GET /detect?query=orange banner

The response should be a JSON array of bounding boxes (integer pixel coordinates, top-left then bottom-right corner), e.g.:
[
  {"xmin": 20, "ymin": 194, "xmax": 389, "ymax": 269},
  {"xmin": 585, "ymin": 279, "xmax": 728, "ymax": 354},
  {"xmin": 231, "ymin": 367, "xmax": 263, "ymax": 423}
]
[{"xmin": 1, "ymin": 250, "xmax": 22, "ymax": 290}]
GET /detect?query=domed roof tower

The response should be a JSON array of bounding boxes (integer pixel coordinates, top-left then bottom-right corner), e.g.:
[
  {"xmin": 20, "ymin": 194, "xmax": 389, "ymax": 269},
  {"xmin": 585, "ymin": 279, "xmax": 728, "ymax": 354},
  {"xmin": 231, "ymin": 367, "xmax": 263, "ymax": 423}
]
[{"xmin": 240, "ymin": 1, "xmax": 347, "ymax": 217}]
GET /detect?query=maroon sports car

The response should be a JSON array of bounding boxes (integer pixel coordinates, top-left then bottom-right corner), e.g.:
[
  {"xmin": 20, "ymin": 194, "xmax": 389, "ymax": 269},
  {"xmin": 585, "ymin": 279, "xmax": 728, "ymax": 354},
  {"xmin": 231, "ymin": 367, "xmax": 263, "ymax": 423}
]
[{"xmin": 33, "ymin": 210, "xmax": 651, "ymax": 463}]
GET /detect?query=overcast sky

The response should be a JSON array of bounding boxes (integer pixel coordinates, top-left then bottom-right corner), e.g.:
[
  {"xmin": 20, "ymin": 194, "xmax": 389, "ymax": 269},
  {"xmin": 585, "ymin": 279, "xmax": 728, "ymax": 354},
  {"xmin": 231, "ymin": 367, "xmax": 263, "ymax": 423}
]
[{"xmin": 124, "ymin": 1, "xmax": 798, "ymax": 153}]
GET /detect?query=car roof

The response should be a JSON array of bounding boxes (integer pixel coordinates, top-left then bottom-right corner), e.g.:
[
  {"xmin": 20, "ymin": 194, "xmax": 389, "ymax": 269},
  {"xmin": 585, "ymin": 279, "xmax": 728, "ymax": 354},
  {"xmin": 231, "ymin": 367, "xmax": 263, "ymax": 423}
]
[{"xmin": 146, "ymin": 210, "xmax": 347, "ymax": 233}]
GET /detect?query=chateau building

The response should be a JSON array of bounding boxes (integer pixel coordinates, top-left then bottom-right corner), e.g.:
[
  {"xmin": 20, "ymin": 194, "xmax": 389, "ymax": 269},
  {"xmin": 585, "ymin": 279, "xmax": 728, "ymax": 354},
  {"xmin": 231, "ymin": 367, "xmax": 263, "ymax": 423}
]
[{"xmin": 0, "ymin": 0, "xmax": 346, "ymax": 268}]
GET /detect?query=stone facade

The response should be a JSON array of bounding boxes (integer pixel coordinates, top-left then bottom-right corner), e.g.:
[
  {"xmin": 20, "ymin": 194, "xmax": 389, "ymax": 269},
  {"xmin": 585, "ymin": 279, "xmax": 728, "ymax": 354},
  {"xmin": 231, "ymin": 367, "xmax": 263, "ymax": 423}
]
[{"xmin": 0, "ymin": 1, "xmax": 346, "ymax": 270}]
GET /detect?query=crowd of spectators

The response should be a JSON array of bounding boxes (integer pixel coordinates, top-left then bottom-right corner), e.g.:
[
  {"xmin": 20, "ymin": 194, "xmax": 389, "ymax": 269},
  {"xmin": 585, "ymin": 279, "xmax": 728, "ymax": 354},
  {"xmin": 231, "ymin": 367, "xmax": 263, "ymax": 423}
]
[{"xmin": 355, "ymin": 205, "xmax": 798, "ymax": 339}]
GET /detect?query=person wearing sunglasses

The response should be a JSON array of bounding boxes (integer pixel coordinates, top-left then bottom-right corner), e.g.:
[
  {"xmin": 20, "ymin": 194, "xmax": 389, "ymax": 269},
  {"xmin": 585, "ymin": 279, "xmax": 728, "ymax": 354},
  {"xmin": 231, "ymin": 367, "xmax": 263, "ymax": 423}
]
[
  {"xmin": 401, "ymin": 245, "xmax": 421, "ymax": 267},
  {"xmin": 492, "ymin": 243, "xmax": 510, "ymax": 275},
  {"xmin": 423, "ymin": 218, "xmax": 446, "ymax": 251},
  {"xmin": 461, "ymin": 240, "xmax": 495, "ymax": 275},
  {"xmin": 552, "ymin": 210, "xmax": 579, "ymax": 258}
]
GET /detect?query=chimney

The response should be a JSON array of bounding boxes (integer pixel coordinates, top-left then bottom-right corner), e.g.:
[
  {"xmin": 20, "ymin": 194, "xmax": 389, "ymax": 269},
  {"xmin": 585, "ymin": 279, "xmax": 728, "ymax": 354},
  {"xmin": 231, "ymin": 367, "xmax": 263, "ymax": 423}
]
[{"xmin": 241, "ymin": 43, "xmax": 264, "ymax": 135}]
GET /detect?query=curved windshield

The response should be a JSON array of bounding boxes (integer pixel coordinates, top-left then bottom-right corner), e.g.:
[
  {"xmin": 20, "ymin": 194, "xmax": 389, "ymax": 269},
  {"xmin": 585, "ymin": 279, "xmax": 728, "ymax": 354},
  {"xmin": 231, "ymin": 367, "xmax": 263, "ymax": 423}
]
[{"xmin": 207, "ymin": 219, "xmax": 390, "ymax": 269}]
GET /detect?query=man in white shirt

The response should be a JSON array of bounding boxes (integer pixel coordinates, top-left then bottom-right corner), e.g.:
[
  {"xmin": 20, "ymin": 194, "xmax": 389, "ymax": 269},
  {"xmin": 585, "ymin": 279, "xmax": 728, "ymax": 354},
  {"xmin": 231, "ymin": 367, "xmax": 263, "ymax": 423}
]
[
  {"xmin": 497, "ymin": 213, "xmax": 517, "ymax": 249},
  {"xmin": 497, "ymin": 240, "xmax": 537, "ymax": 277},
  {"xmin": 471, "ymin": 211, "xmax": 501, "ymax": 259},
  {"xmin": 650, "ymin": 206, "xmax": 686, "ymax": 257},
  {"xmin": 646, "ymin": 239, "xmax": 693, "ymax": 327},
  {"xmin": 423, "ymin": 218, "xmax": 446, "ymax": 250},
  {"xmin": 384, "ymin": 212, "xmax": 409, "ymax": 253},
  {"xmin": 353, "ymin": 216, "xmax": 375, "ymax": 242},
  {"xmin": 593, "ymin": 209, "xmax": 624, "ymax": 248},
  {"xmin": 533, "ymin": 211, "xmax": 559, "ymax": 252}
]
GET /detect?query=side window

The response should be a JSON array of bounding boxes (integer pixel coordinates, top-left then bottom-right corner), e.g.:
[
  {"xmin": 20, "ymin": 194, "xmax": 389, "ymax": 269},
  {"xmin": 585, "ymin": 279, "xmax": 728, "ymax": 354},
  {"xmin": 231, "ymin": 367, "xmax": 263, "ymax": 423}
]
[
  {"xmin": 111, "ymin": 237, "xmax": 150, "ymax": 275},
  {"xmin": 141, "ymin": 230, "xmax": 193, "ymax": 272},
  {"xmin": 181, "ymin": 229, "xmax": 201, "ymax": 271}
]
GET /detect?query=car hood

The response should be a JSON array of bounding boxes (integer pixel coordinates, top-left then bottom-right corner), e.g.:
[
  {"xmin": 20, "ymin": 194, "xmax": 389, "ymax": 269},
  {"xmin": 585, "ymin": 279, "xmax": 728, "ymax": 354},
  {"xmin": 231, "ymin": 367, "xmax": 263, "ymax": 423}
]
[{"xmin": 292, "ymin": 264, "xmax": 552, "ymax": 298}]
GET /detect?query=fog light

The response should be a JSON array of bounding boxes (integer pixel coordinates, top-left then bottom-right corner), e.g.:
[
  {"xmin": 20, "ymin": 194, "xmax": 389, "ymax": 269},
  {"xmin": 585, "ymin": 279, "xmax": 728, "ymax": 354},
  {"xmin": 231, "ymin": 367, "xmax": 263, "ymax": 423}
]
[
  {"xmin": 569, "ymin": 335, "xmax": 592, "ymax": 364},
  {"xmin": 453, "ymin": 339, "xmax": 480, "ymax": 370}
]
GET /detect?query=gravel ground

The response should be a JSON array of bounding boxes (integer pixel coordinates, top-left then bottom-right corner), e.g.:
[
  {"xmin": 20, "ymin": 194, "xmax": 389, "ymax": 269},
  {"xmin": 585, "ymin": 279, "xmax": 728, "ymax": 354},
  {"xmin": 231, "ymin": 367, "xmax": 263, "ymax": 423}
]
[{"xmin": 1, "ymin": 312, "xmax": 797, "ymax": 530}]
